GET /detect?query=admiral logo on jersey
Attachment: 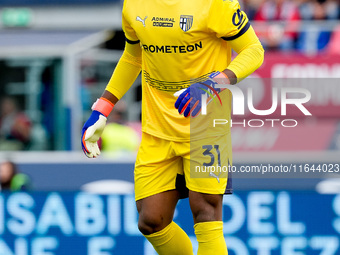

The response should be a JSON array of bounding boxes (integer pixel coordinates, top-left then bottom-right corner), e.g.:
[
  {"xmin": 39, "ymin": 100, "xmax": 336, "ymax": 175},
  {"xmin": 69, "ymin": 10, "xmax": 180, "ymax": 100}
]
[
  {"xmin": 152, "ymin": 17, "xmax": 175, "ymax": 27},
  {"xmin": 179, "ymin": 15, "xmax": 193, "ymax": 32}
]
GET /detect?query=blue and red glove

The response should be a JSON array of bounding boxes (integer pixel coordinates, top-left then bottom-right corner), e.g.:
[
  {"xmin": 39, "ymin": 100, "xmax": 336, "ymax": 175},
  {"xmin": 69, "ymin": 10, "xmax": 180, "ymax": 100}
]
[
  {"xmin": 81, "ymin": 97, "xmax": 114, "ymax": 158},
  {"xmin": 174, "ymin": 71, "xmax": 230, "ymax": 117}
]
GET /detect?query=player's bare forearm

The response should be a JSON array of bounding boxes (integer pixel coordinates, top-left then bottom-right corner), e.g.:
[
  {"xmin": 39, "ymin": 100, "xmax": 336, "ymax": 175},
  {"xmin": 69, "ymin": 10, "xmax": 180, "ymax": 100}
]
[
  {"xmin": 101, "ymin": 90, "xmax": 119, "ymax": 105},
  {"xmin": 221, "ymin": 69, "xmax": 237, "ymax": 85}
]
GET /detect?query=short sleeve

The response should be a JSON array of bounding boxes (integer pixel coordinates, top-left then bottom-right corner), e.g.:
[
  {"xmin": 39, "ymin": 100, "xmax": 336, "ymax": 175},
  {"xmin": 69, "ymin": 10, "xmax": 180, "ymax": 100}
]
[
  {"xmin": 122, "ymin": 0, "xmax": 140, "ymax": 43},
  {"xmin": 207, "ymin": 0, "xmax": 250, "ymax": 41}
]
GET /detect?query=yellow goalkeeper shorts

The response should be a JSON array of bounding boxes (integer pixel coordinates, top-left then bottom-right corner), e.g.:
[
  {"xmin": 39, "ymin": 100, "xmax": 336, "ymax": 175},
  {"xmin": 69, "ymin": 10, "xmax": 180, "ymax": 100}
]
[{"xmin": 134, "ymin": 132, "xmax": 232, "ymax": 201}]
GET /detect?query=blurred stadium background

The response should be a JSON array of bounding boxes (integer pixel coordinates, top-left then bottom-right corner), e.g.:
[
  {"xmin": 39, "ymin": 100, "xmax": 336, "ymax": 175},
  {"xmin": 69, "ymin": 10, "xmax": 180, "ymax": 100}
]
[{"xmin": 0, "ymin": 0, "xmax": 340, "ymax": 254}]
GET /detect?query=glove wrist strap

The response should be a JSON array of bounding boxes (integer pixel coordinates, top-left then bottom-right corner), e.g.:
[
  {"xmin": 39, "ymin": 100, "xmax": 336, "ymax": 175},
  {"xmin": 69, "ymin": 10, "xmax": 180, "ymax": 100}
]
[
  {"xmin": 211, "ymin": 71, "xmax": 230, "ymax": 85},
  {"xmin": 92, "ymin": 97, "xmax": 115, "ymax": 117}
]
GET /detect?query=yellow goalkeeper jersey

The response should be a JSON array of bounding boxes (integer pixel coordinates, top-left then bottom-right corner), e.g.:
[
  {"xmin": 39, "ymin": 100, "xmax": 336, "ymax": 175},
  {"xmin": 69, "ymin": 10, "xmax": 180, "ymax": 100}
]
[{"xmin": 122, "ymin": 0, "xmax": 250, "ymax": 141}]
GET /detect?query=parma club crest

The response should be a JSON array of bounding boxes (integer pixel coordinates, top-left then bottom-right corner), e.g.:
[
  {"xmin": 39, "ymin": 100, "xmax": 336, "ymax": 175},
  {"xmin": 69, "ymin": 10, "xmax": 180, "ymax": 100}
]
[{"xmin": 179, "ymin": 15, "xmax": 193, "ymax": 32}]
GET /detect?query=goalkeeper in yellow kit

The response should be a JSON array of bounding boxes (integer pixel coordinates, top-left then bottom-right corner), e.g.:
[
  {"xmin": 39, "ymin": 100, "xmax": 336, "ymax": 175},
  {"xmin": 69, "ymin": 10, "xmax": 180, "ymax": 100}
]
[{"xmin": 81, "ymin": 0, "xmax": 264, "ymax": 254}]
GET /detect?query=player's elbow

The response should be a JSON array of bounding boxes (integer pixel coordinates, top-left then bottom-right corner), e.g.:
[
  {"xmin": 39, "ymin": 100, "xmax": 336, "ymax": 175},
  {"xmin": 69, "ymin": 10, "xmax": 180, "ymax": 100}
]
[
  {"xmin": 251, "ymin": 42, "xmax": 265, "ymax": 71},
  {"xmin": 257, "ymin": 43, "xmax": 265, "ymax": 69}
]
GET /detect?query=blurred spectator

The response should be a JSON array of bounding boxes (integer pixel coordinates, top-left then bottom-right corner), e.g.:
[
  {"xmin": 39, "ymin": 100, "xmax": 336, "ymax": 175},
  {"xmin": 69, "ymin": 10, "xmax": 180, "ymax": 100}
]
[
  {"xmin": 0, "ymin": 160, "xmax": 31, "ymax": 191},
  {"xmin": 250, "ymin": 0, "xmax": 340, "ymax": 53},
  {"xmin": 300, "ymin": 0, "xmax": 340, "ymax": 20},
  {"xmin": 0, "ymin": 96, "xmax": 32, "ymax": 150},
  {"xmin": 254, "ymin": 0, "xmax": 301, "ymax": 50},
  {"xmin": 239, "ymin": 0, "xmax": 264, "ymax": 20},
  {"xmin": 297, "ymin": 0, "xmax": 334, "ymax": 53},
  {"xmin": 325, "ymin": 0, "xmax": 340, "ymax": 20},
  {"xmin": 100, "ymin": 100, "xmax": 140, "ymax": 155}
]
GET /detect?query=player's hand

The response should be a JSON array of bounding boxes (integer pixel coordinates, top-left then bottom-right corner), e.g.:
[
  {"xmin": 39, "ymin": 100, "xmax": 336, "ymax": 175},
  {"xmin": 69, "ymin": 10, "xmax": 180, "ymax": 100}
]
[
  {"xmin": 174, "ymin": 71, "xmax": 229, "ymax": 117},
  {"xmin": 81, "ymin": 97, "xmax": 114, "ymax": 158},
  {"xmin": 81, "ymin": 111, "xmax": 106, "ymax": 158}
]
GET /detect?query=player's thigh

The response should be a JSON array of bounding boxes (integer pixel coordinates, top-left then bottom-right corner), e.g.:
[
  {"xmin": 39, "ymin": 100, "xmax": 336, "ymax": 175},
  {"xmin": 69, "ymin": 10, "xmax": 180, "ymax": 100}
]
[
  {"xmin": 183, "ymin": 134, "xmax": 231, "ymax": 194},
  {"xmin": 135, "ymin": 132, "xmax": 183, "ymax": 201},
  {"xmin": 137, "ymin": 190, "xmax": 180, "ymax": 234}
]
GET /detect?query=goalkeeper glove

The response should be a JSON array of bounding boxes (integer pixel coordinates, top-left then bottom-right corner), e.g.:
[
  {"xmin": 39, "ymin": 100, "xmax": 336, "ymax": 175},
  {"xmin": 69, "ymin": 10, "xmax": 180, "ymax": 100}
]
[
  {"xmin": 174, "ymin": 71, "xmax": 230, "ymax": 117},
  {"xmin": 81, "ymin": 97, "xmax": 114, "ymax": 158}
]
